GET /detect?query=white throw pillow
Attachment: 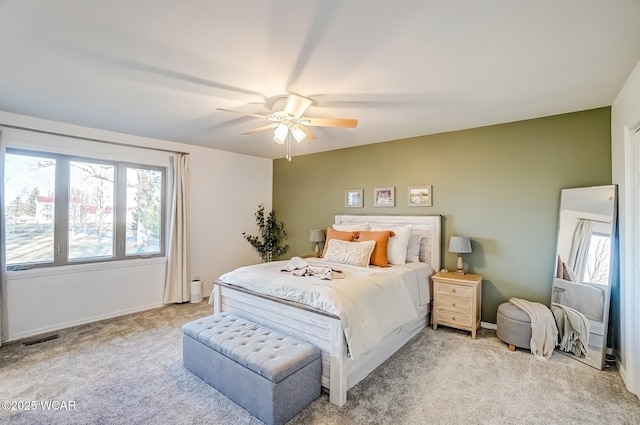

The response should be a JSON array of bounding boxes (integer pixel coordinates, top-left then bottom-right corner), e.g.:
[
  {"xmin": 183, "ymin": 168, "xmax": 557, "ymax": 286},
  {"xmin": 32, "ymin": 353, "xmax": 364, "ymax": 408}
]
[
  {"xmin": 370, "ymin": 225, "xmax": 412, "ymax": 265},
  {"xmin": 332, "ymin": 223, "xmax": 370, "ymax": 232},
  {"xmin": 322, "ymin": 239, "xmax": 375, "ymax": 267},
  {"xmin": 406, "ymin": 233, "xmax": 422, "ymax": 263}
]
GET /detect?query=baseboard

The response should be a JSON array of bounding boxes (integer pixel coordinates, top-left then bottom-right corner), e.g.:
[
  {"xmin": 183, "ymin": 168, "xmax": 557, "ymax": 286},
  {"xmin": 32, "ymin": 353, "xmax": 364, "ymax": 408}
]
[
  {"xmin": 618, "ymin": 360, "xmax": 628, "ymax": 385},
  {"xmin": 481, "ymin": 321, "xmax": 497, "ymax": 330},
  {"xmin": 5, "ymin": 302, "xmax": 164, "ymax": 343}
]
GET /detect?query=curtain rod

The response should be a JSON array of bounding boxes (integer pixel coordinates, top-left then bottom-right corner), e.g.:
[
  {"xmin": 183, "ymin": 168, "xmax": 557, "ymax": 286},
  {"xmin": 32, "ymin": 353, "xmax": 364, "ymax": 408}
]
[
  {"xmin": 0, "ymin": 123, "xmax": 190, "ymax": 156},
  {"xmin": 578, "ymin": 217, "xmax": 610, "ymax": 224}
]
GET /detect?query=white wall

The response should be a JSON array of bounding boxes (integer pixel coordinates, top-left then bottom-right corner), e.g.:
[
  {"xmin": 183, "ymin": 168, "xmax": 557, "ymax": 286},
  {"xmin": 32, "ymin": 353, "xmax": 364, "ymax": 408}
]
[
  {"xmin": 611, "ymin": 57, "xmax": 640, "ymax": 396},
  {"xmin": 1, "ymin": 111, "xmax": 272, "ymax": 342}
]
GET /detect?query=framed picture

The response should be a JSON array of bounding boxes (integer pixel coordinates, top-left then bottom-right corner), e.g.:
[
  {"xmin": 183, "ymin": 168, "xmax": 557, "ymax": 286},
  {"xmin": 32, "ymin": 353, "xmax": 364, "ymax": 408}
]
[
  {"xmin": 408, "ymin": 185, "xmax": 432, "ymax": 207},
  {"xmin": 345, "ymin": 189, "xmax": 363, "ymax": 208},
  {"xmin": 374, "ymin": 187, "xmax": 395, "ymax": 207}
]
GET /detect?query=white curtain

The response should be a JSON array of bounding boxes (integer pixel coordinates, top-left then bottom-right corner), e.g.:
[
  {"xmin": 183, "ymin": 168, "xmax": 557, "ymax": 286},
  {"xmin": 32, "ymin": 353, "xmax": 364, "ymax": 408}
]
[
  {"xmin": 567, "ymin": 219, "xmax": 594, "ymax": 281},
  {"xmin": 163, "ymin": 153, "xmax": 191, "ymax": 304},
  {"xmin": 0, "ymin": 133, "xmax": 7, "ymax": 345}
]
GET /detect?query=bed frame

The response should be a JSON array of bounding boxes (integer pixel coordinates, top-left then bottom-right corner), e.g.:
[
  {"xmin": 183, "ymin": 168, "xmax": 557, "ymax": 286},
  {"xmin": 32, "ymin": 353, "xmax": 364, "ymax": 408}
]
[{"xmin": 211, "ymin": 214, "xmax": 441, "ymax": 406}]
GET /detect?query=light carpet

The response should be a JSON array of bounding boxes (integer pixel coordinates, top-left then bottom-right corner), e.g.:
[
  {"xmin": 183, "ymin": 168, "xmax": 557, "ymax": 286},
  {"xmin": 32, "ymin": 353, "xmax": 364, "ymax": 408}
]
[{"xmin": 1, "ymin": 301, "xmax": 639, "ymax": 425}]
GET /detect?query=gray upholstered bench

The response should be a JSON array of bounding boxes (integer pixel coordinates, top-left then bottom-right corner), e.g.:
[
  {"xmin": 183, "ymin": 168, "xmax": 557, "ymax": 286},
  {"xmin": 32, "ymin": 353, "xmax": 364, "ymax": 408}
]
[{"xmin": 182, "ymin": 312, "xmax": 321, "ymax": 425}]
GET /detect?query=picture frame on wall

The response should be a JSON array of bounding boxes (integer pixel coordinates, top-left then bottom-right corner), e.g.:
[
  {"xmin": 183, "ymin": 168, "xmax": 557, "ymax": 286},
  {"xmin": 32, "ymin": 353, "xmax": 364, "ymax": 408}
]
[
  {"xmin": 345, "ymin": 189, "xmax": 363, "ymax": 208},
  {"xmin": 373, "ymin": 187, "xmax": 395, "ymax": 207},
  {"xmin": 408, "ymin": 185, "xmax": 432, "ymax": 207}
]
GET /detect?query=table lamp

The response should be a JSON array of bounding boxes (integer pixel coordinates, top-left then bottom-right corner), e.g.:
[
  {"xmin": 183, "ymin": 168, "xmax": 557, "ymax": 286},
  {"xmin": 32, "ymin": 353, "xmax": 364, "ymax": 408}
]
[
  {"xmin": 449, "ymin": 236, "xmax": 472, "ymax": 274},
  {"xmin": 309, "ymin": 229, "xmax": 326, "ymax": 257}
]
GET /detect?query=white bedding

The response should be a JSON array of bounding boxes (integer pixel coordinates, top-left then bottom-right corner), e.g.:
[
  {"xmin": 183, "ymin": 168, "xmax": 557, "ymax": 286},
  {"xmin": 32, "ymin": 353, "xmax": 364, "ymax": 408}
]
[{"xmin": 215, "ymin": 258, "xmax": 434, "ymax": 360}]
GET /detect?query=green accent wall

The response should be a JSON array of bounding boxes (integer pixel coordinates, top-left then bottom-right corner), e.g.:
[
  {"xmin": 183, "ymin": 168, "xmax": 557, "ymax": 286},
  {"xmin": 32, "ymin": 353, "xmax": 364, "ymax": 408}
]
[{"xmin": 273, "ymin": 107, "xmax": 612, "ymax": 323}]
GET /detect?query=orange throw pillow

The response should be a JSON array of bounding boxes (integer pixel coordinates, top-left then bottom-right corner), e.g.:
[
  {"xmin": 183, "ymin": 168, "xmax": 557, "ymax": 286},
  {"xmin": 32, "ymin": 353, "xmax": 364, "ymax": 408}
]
[
  {"xmin": 356, "ymin": 230, "xmax": 394, "ymax": 267},
  {"xmin": 322, "ymin": 228, "xmax": 357, "ymax": 257}
]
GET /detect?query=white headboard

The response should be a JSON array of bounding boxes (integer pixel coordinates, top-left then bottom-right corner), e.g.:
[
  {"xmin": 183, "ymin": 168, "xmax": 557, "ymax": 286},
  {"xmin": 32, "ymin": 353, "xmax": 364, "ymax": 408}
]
[{"xmin": 334, "ymin": 214, "xmax": 442, "ymax": 269}]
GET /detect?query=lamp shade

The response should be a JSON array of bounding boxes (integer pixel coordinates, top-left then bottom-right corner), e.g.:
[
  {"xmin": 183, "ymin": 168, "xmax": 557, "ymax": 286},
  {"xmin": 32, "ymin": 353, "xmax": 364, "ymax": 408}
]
[
  {"xmin": 449, "ymin": 236, "xmax": 472, "ymax": 254},
  {"xmin": 309, "ymin": 229, "xmax": 326, "ymax": 243}
]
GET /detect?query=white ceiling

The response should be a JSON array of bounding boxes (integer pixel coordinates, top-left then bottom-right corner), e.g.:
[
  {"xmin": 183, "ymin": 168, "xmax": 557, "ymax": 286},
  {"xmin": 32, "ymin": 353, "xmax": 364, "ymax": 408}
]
[{"xmin": 1, "ymin": 0, "xmax": 639, "ymax": 159}]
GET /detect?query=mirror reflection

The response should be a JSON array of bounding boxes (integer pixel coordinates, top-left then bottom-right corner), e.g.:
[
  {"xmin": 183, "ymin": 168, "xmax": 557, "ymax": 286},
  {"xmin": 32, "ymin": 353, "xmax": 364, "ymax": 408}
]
[{"xmin": 552, "ymin": 185, "xmax": 617, "ymax": 370}]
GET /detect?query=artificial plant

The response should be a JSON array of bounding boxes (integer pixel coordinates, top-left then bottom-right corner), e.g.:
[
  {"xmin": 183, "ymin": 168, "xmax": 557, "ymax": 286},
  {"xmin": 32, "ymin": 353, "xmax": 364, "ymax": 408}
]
[{"xmin": 243, "ymin": 204, "xmax": 288, "ymax": 262}]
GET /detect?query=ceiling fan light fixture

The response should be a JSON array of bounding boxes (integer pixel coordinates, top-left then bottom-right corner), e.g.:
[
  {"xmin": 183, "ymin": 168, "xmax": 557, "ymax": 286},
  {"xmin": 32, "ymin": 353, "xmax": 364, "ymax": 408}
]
[
  {"xmin": 291, "ymin": 126, "xmax": 306, "ymax": 143},
  {"xmin": 273, "ymin": 124, "xmax": 288, "ymax": 144},
  {"xmin": 218, "ymin": 94, "xmax": 357, "ymax": 160}
]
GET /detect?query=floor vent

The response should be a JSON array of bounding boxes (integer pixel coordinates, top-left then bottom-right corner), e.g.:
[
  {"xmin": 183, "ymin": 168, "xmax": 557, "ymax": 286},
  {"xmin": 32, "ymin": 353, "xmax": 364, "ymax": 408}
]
[{"xmin": 22, "ymin": 334, "xmax": 60, "ymax": 346}]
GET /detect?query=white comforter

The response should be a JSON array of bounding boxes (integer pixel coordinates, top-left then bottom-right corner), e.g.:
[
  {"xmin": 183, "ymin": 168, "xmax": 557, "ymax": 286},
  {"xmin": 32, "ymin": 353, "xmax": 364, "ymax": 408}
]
[{"xmin": 215, "ymin": 258, "xmax": 432, "ymax": 360}]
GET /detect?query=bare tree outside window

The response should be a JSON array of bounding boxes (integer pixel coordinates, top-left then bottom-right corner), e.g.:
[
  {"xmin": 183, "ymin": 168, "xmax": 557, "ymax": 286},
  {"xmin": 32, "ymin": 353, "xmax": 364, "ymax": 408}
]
[{"xmin": 582, "ymin": 233, "xmax": 611, "ymax": 285}]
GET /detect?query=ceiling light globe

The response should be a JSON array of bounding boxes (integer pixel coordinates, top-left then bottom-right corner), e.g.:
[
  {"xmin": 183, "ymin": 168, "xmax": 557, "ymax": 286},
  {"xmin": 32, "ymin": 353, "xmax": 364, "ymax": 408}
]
[
  {"xmin": 292, "ymin": 127, "xmax": 306, "ymax": 143},
  {"xmin": 273, "ymin": 124, "xmax": 288, "ymax": 144}
]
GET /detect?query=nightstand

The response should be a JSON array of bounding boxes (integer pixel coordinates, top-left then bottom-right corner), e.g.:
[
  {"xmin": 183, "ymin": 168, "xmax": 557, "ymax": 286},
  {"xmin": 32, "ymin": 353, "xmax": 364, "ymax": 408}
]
[{"xmin": 432, "ymin": 271, "xmax": 482, "ymax": 339}]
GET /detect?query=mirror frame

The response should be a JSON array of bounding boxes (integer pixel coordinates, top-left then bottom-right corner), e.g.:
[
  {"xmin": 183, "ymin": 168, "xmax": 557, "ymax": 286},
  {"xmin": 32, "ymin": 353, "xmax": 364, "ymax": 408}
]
[{"xmin": 552, "ymin": 184, "xmax": 617, "ymax": 370}]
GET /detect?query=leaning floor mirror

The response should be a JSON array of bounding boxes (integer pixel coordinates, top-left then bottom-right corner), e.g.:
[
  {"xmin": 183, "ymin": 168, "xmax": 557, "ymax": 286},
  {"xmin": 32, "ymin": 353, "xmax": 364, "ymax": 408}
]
[{"xmin": 552, "ymin": 185, "xmax": 617, "ymax": 370}]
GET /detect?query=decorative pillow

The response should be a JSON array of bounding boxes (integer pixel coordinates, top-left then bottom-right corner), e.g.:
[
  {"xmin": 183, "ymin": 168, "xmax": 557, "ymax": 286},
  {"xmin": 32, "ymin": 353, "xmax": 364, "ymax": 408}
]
[
  {"xmin": 322, "ymin": 228, "xmax": 358, "ymax": 257},
  {"xmin": 370, "ymin": 225, "xmax": 412, "ymax": 265},
  {"xmin": 332, "ymin": 223, "xmax": 370, "ymax": 232},
  {"xmin": 322, "ymin": 239, "xmax": 375, "ymax": 267},
  {"xmin": 406, "ymin": 233, "xmax": 422, "ymax": 263},
  {"xmin": 556, "ymin": 255, "xmax": 564, "ymax": 279},
  {"xmin": 563, "ymin": 262, "xmax": 578, "ymax": 282},
  {"xmin": 355, "ymin": 230, "xmax": 394, "ymax": 267}
]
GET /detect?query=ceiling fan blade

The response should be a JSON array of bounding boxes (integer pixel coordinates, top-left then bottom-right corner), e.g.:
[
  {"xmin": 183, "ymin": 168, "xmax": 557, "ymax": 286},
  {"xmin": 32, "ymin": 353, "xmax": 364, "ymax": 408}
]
[
  {"xmin": 296, "ymin": 124, "xmax": 316, "ymax": 141},
  {"xmin": 284, "ymin": 95, "xmax": 313, "ymax": 118},
  {"xmin": 240, "ymin": 123, "xmax": 277, "ymax": 135},
  {"xmin": 301, "ymin": 117, "xmax": 358, "ymax": 128},
  {"xmin": 217, "ymin": 108, "xmax": 269, "ymax": 119}
]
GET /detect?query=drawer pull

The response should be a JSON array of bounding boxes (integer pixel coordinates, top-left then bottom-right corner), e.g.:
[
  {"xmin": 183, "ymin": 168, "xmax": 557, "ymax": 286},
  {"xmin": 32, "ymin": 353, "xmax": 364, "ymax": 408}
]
[
  {"xmin": 452, "ymin": 289, "xmax": 456, "ymax": 293},
  {"xmin": 452, "ymin": 317, "xmax": 456, "ymax": 321},
  {"xmin": 452, "ymin": 303, "xmax": 456, "ymax": 307}
]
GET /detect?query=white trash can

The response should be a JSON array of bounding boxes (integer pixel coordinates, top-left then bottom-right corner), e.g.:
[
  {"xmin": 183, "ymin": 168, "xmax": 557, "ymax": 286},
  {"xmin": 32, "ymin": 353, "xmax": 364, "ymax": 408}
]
[{"xmin": 190, "ymin": 280, "xmax": 203, "ymax": 303}]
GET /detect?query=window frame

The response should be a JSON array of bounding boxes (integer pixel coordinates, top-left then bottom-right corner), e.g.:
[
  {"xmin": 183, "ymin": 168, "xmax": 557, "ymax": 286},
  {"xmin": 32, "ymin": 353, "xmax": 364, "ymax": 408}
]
[{"xmin": 5, "ymin": 148, "xmax": 166, "ymax": 271}]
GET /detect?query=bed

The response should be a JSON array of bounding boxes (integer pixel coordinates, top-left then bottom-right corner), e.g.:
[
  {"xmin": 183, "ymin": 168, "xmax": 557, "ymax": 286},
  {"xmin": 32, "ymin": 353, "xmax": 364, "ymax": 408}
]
[{"xmin": 210, "ymin": 214, "xmax": 441, "ymax": 406}]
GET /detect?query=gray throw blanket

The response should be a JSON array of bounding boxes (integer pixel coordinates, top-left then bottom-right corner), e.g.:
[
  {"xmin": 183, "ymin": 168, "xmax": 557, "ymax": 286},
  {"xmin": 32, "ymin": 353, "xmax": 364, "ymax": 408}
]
[
  {"xmin": 509, "ymin": 298, "xmax": 558, "ymax": 359},
  {"xmin": 551, "ymin": 302, "xmax": 590, "ymax": 357},
  {"xmin": 280, "ymin": 256, "xmax": 344, "ymax": 280}
]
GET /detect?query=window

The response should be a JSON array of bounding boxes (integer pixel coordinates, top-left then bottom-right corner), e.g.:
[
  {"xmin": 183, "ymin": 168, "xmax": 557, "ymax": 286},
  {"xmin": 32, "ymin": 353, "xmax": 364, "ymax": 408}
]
[
  {"xmin": 581, "ymin": 231, "xmax": 611, "ymax": 285},
  {"xmin": 4, "ymin": 149, "xmax": 166, "ymax": 270},
  {"xmin": 126, "ymin": 167, "xmax": 164, "ymax": 256},
  {"xmin": 68, "ymin": 159, "xmax": 115, "ymax": 260}
]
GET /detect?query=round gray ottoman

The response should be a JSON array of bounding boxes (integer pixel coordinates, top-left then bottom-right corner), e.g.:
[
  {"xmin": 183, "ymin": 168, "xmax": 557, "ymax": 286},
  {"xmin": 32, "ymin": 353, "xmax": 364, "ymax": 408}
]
[{"xmin": 496, "ymin": 302, "xmax": 532, "ymax": 351}]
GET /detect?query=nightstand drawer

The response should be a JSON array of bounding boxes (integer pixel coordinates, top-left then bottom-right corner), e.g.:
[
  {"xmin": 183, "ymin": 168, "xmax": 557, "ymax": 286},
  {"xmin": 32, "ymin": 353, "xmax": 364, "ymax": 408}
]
[
  {"xmin": 436, "ymin": 282, "xmax": 473, "ymax": 299},
  {"xmin": 437, "ymin": 295, "xmax": 472, "ymax": 313},
  {"xmin": 436, "ymin": 310, "xmax": 472, "ymax": 328}
]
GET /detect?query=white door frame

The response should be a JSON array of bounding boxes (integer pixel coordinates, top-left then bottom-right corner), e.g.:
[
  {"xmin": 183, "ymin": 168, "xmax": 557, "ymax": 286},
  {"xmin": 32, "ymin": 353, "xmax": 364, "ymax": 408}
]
[{"xmin": 622, "ymin": 124, "xmax": 640, "ymax": 398}]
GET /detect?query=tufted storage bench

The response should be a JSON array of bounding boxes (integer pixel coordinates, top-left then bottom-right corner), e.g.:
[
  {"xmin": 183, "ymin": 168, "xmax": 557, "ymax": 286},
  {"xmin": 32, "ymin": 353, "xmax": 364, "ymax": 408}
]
[{"xmin": 182, "ymin": 312, "xmax": 321, "ymax": 425}]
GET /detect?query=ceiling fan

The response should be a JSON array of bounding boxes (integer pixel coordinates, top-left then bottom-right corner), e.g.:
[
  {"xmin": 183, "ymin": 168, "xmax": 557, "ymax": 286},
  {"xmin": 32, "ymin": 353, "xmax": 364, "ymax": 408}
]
[{"xmin": 217, "ymin": 94, "xmax": 358, "ymax": 160}]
